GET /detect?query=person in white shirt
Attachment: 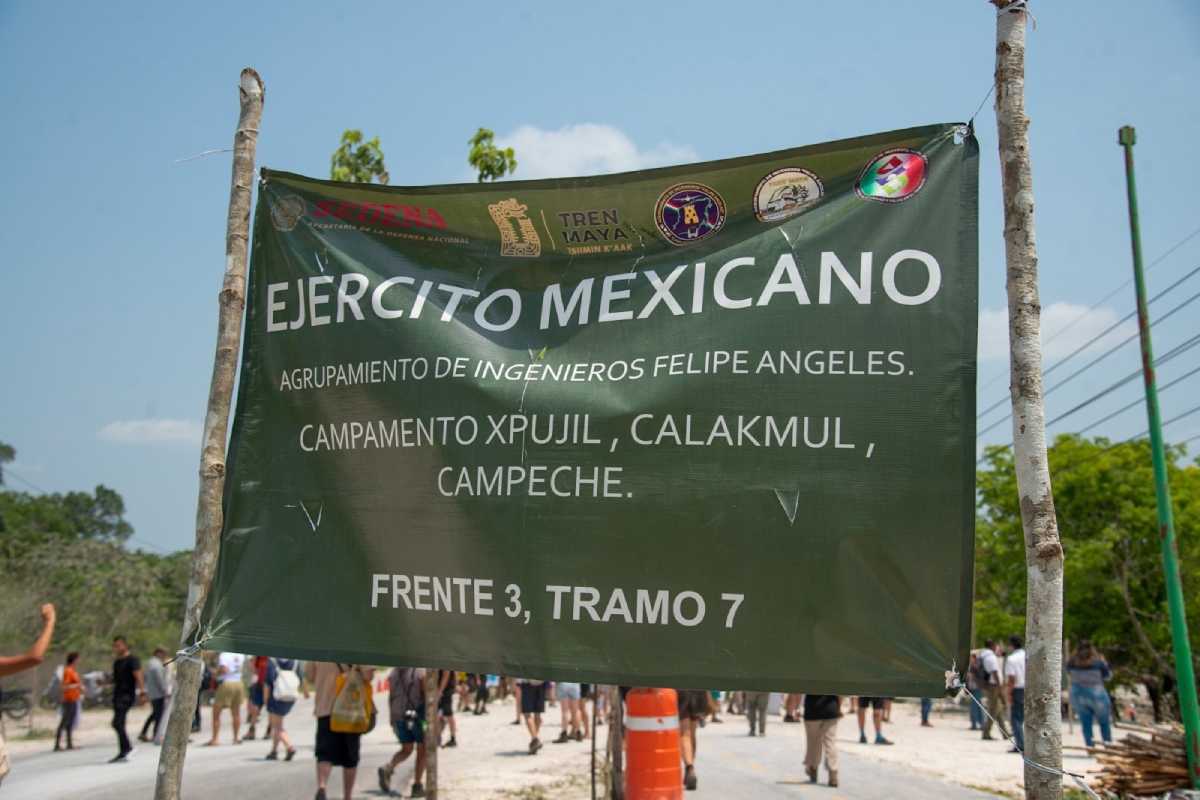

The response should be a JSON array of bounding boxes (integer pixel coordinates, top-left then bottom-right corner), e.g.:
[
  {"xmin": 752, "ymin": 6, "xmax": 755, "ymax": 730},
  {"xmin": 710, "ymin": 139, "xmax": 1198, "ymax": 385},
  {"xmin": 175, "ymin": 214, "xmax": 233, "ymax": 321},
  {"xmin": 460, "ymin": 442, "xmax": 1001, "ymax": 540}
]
[
  {"xmin": 206, "ymin": 652, "xmax": 247, "ymax": 746},
  {"xmin": 1004, "ymin": 635, "xmax": 1027, "ymax": 753},
  {"xmin": 979, "ymin": 640, "xmax": 1008, "ymax": 740}
]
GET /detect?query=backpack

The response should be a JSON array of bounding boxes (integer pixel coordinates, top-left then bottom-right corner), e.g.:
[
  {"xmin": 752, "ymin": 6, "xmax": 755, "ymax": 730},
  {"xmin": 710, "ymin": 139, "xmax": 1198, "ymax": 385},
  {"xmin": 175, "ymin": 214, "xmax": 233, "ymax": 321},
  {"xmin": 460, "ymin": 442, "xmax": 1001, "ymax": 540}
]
[
  {"xmin": 330, "ymin": 665, "xmax": 375, "ymax": 734},
  {"xmin": 969, "ymin": 655, "xmax": 992, "ymax": 688},
  {"xmin": 271, "ymin": 660, "xmax": 299, "ymax": 703}
]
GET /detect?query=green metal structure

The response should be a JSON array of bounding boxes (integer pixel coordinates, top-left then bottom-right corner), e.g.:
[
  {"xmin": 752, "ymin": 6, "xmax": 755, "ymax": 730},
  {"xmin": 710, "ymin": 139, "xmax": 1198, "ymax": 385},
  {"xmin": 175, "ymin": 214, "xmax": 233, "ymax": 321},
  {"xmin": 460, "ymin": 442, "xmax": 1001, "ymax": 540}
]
[{"xmin": 1119, "ymin": 124, "xmax": 1200, "ymax": 788}]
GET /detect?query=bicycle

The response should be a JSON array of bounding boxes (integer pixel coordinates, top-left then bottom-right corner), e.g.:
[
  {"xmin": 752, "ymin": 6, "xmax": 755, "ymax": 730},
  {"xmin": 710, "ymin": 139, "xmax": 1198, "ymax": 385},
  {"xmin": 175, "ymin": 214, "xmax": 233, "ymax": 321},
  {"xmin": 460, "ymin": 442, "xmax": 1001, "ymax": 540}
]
[{"xmin": 1, "ymin": 687, "xmax": 33, "ymax": 721}]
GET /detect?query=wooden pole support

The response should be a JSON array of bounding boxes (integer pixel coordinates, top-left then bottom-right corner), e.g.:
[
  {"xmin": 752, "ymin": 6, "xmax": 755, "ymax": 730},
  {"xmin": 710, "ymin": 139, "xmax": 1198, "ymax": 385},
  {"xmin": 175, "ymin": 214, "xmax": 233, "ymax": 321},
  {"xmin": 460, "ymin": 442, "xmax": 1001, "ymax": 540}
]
[
  {"xmin": 153, "ymin": 67, "xmax": 264, "ymax": 800},
  {"xmin": 424, "ymin": 668, "xmax": 440, "ymax": 798}
]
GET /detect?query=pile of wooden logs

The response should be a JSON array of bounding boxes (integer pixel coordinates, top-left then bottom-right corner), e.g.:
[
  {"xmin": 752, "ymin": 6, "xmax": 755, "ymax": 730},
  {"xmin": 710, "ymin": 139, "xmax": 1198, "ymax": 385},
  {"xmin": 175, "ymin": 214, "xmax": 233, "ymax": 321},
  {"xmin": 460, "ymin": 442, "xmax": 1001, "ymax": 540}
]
[{"xmin": 1089, "ymin": 724, "xmax": 1189, "ymax": 797}]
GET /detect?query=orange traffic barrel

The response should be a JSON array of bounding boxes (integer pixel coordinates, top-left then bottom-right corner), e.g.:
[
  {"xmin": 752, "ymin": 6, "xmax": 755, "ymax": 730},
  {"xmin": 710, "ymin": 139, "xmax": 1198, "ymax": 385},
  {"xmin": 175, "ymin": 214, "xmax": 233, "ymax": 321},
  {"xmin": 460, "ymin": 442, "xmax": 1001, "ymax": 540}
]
[{"xmin": 625, "ymin": 688, "xmax": 682, "ymax": 800}]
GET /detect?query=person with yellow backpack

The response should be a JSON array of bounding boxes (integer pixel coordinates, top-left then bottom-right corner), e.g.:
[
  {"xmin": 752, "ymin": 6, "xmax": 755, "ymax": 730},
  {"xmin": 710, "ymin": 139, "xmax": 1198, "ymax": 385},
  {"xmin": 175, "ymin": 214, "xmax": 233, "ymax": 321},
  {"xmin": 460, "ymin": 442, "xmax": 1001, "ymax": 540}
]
[{"xmin": 305, "ymin": 662, "xmax": 376, "ymax": 800}]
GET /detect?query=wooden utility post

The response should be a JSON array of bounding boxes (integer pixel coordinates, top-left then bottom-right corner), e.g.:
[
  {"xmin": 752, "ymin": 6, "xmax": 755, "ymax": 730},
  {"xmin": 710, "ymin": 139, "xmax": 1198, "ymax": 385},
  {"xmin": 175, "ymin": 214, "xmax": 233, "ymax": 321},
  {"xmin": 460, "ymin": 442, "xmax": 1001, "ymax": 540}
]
[
  {"xmin": 424, "ymin": 668, "xmax": 440, "ymax": 799},
  {"xmin": 608, "ymin": 686, "xmax": 624, "ymax": 800},
  {"xmin": 154, "ymin": 67, "xmax": 264, "ymax": 800},
  {"xmin": 991, "ymin": 3, "xmax": 1065, "ymax": 799}
]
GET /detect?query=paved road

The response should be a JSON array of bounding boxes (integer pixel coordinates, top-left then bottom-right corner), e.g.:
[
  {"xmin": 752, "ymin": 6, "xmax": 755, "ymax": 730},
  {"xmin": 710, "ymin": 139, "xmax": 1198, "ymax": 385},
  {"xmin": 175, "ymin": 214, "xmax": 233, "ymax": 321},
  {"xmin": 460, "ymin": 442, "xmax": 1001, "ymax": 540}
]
[
  {"xmin": 5, "ymin": 701, "xmax": 1002, "ymax": 799},
  {"xmin": 686, "ymin": 718, "xmax": 1000, "ymax": 800},
  {"xmin": 3, "ymin": 698, "xmax": 408, "ymax": 800}
]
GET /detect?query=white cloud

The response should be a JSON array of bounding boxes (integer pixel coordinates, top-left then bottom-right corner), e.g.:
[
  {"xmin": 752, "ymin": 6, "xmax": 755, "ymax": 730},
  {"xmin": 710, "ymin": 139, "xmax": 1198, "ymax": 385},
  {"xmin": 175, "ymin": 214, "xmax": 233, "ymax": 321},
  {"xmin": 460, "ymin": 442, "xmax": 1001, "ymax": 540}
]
[
  {"xmin": 98, "ymin": 418, "xmax": 201, "ymax": 446},
  {"xmin": 978, "ymin": 302, "xmax": 1137, "ymax": 363},
  {"xmin": 493, "ymin": 124, "xmax": 698, "ymax": 180}
]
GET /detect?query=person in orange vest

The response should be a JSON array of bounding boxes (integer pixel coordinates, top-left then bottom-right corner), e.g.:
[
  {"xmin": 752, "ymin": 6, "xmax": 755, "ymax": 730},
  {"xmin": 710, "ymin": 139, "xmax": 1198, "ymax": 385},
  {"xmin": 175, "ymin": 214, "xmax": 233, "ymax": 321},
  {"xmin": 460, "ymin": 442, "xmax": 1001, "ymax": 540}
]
[
  {"xmin": 675, "ymin": 689, "xmax": 709, "ymax": 790},
  {"xmin": 54, "ymin": 652, "xmax": 83, "ymax": 751}
]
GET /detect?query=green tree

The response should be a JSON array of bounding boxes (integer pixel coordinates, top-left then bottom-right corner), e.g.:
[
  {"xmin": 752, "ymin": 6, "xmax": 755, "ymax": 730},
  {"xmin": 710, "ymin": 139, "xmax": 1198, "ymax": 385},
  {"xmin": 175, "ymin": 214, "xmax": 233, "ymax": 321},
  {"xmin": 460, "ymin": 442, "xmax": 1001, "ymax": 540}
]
[
  {"xmin": 330, "ymin": 129, "xmax": 389, "ymax": 184},
  {"xmin": 0, "ymin": 441, "xmax": 13, "ymax": 485},
  {"xmin": 976, "ymin": 434, "xmax": 1200, "ymax": 718},
  {"xmin": 468, "ymin": 128, "xmax": 517, "ymax": 182},
  {"xmin": 0, "ymin": 484, "xmax": 132, "ymax": 557},
  {"xmin": 0, "ymin": 480, "xmax": 188, "ymax": 666}
]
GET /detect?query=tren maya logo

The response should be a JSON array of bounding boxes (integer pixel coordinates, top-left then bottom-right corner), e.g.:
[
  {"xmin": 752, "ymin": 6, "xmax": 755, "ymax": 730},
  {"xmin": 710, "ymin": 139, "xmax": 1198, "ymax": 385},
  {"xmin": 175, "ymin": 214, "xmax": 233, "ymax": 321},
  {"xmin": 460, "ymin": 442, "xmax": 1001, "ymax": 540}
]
[
  {"xmin": 655, "ymin": 183, "xmax": 726, "ymax": 246},
  {"xmin": 855, "ymin": 148, "xmax": 928, "ymax": 204}
]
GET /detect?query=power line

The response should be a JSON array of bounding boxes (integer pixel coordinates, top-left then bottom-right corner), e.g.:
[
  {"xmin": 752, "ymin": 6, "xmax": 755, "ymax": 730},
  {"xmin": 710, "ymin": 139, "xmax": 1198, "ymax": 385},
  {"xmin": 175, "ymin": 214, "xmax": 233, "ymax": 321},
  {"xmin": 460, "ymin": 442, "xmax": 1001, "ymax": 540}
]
[
  {"xmin": 2, "ymin": 467, "xmax": 168, "ymax": 554},
  {"xmin": 976, "ymin": 334, "xmax": 1200, "ymax": 459},
  {"xmin": 1072, "ymin": 363, "xmax": 1200, "ymax": 436},
  {"xmin": 1049, "ymin": 406, "xmax": 1200, "ymax": 478},
  {"xmin": 5, "ymin": 469, "xmax": 49, "ymax": 494},
  {"xmin": 977, "ymin": 262, "xmax": 1200, "ymax": 422},
  {"xmin": 981, "ymin": 407, "xmax": 1200, "ymax": 475},
  {"xmin": 976, "ymin": 223, "xmax": 1200, "ymax": 394},
  {"xmin": 977, "ymin": 322, "xmax": 1200, "ymax": 440},
  {"xmin": 1042, "ymin": 288, "xmax": 1200, "ymax": 396}
]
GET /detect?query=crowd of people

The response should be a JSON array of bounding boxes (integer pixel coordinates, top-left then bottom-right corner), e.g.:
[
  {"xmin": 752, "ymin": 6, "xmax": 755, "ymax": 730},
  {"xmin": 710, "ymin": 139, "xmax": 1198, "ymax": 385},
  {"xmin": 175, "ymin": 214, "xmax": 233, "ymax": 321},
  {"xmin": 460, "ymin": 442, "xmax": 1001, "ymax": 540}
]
[{"xmin": 0, "ymin": 604, "xmax": 1123, "ymax": 798}]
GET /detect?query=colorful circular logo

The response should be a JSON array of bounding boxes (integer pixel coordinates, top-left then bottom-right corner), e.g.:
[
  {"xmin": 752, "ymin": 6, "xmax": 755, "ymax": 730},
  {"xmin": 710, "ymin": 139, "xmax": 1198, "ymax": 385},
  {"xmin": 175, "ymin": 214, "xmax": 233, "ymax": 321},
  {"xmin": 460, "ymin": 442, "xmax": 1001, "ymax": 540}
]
[
  {"xmin": 855, "ymin": 149, "xmax": 928, "ymax": 203},
  {"xmin": 270, "ymin": 193, "xmax": 307, "ymax": 231},
  {"xmin": 655, "ymin": 183, "xmax": 726, "ymax": 246},
  {"xmin": 753, "ymin": 167, "xmax": 824, "ymax": 222}
]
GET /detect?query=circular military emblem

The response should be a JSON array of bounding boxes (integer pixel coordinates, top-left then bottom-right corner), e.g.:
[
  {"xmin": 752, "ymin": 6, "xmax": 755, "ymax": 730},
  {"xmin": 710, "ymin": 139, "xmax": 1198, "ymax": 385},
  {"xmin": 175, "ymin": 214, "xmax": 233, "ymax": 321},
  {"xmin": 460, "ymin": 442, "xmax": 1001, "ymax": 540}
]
[
  {"xmin": 270, "ymin": 193, "xmax": 307, "ymax": 231},
  {"xmin": 654, "ymin": 183, "xmax": 726, "ymax": 246},
  {"xmin": 753, "ymin": 168, "xmax": 824, "ymax": 222},
  {"xmin": 855, "ymin": 148, "xmax": 928, "ymax": 203}
]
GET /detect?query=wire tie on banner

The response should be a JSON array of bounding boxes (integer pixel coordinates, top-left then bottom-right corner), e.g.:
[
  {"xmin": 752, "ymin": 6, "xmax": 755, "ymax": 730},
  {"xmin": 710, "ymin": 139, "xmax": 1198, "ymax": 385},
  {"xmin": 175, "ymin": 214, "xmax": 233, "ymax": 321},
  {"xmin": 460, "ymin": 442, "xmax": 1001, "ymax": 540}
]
[
  {"xmin": 167, "ymin": 640, "xmax": 205, "ymax": 667},
  {"xmin": 173, "ymin": 147, "xmax": 234, "ymax": 165},
  {"xmin": 947, "ymin": 663, "xmax": 1101, "ymax": 800}
]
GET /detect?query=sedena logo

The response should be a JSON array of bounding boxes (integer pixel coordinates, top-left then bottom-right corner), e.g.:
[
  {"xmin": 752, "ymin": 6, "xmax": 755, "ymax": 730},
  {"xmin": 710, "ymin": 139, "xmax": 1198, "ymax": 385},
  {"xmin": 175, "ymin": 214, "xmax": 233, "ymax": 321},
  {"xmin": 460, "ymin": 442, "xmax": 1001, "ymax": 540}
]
[{"xmin": 311, "ymin": 199, "xmax": 447, "ymax": 229}]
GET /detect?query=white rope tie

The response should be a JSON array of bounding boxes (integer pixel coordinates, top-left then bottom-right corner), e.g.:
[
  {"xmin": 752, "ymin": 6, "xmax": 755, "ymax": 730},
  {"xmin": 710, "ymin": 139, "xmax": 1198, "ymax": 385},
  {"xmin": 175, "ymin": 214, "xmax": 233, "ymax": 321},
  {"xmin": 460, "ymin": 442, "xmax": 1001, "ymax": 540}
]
[{"xmin": 947, "ymin": 669, "xmax": 1101, "ymax": 800}]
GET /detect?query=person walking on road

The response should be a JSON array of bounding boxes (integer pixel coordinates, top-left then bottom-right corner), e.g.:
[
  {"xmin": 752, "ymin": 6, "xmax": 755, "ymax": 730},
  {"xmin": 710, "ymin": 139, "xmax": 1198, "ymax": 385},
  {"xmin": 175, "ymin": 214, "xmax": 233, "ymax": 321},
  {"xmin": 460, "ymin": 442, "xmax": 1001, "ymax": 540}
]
[
  {"xmin": 676, "ymin": 689, "xmax": 709, "ymax": 791},
  {"xmin": 966, "ymin": 651, "xmax": 986, "ymax": 731},
  {"xmin": 920, "ymin": 697, "xmax": 934, "ymax": 727},
  {"xmin": 139, "ymin": 647, "xmax": 169, "ymax": 743},
  {"xmin": 744, "ymin": 691, "xmax": 769, "ymax": 736},
  {"xmin": 437, "ymin": 669, "xmax": 459, "ymax": 748},
  {"xmin": 109, "ymin": 636, "xmax": 146, "ymax": 763},
  {"xmin": 308, "ymin": 661, "xmax": 374, "ymax": 800},
  {"xmin": 518, "ymin": 678, "xmax": 547, "ymax": 754},
  {"xmin": 378, "ymin": 667, "xmax": 427, "ymax": 798},
  {"xmin": 246, "ymin": 655, "xmax": 269, "ymax": 740},
  {"xmin": 511, "ymin": 678, "xmax": 523, "ymax": 726},
  {"xmin": 1067, "ymin": 640, "xmax": 1114, "ymax": 748},
  {"xmin": 804, "ymin": 694, "xmax": 841, "ymax": 787},
  {"xmin": 472, "ymin": 673, "xmax": 489, "ymax": 715},
  {"xmin": 783, "ymin": 692, "xmax": 801, "ymax": 723},
  {"xmin": 207, "ymin": 651, "xmax": 247, "ymax": 746},
  {"xmin": 54, "ymin": 651, "xmax": 82, "ymax": 751},
  {"xmin": 265, "ymin": 657, "xmax": 303, "ymax": 761},
  {"xmin": 1005, "ymin": 635, "xmax": 1027, "ymax": 753},
  {"xmin": 552, "ymin": 682, "xmax": 586, "ymax": 743},
  {"xmin": 979, "ymin": 640, "xmax": 1008, "ymax": 740},
  {"xmin": 856, "ymin": 696, "xmax": 893, "ymax": 745}
]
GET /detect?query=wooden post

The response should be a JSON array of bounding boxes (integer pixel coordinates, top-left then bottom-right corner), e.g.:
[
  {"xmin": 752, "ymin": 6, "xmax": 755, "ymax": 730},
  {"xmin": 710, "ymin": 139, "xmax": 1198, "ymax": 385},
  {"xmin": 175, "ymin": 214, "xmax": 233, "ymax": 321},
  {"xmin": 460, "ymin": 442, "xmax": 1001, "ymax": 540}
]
[
  {"xmin": 991, "ymin": 3, "xmax": 1065, "ymax": 799},
  {"xmin": 608, "ymin": 686, "xmax": 624, "ymax": 800},
  {"xmin": 153, "ymin": 67, "xmax": 264, "ymax": 800},
  {"xmin": 424, "ymin": 668, "xmax": 439, "ymax": 799}
]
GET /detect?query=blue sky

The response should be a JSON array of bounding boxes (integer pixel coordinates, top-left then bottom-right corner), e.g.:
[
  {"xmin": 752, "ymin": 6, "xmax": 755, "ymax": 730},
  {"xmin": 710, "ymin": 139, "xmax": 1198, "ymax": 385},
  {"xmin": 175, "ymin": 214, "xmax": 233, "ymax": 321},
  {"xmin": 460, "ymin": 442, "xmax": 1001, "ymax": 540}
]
[{"xmin": 1, "ymin": 1, "xmax": 1198, "ymax": 553}]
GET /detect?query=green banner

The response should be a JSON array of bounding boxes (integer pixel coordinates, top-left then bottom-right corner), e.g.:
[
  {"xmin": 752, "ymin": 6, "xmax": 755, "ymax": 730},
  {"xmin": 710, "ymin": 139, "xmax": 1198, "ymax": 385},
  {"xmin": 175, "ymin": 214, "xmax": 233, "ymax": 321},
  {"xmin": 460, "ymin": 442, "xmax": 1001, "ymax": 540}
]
[{"xmin": 204, "ymin": 123, "xmax": 978, "ymax": 696}]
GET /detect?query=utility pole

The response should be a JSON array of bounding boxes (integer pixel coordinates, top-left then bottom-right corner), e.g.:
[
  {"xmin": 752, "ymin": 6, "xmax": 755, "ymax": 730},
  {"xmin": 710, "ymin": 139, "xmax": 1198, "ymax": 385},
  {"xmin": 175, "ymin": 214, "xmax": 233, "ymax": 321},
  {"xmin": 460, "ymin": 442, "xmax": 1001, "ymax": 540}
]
[
  {"xmin": 424, "ymin": 668, "xmax": 439, "ymax": 799},
  {"xmin": 1118, "ymin": 125, "xmax": 1200, "ymax": 789},
  {"xmin": 155, "ymin": 67, "xmax": 263, "ymax": 800},
  {"xmin": 991, "ymin": 3, "xmax": 1064, "ymax": 798}
]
